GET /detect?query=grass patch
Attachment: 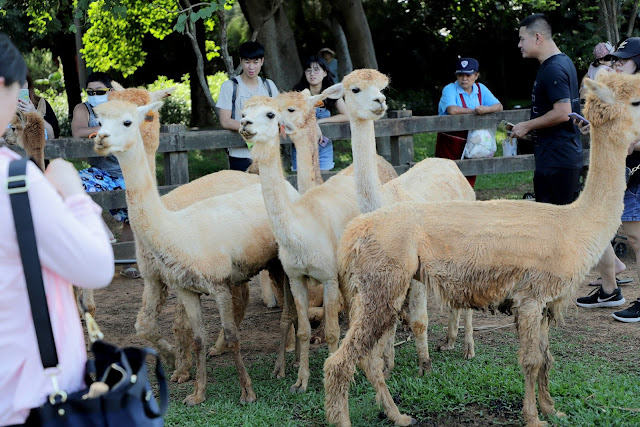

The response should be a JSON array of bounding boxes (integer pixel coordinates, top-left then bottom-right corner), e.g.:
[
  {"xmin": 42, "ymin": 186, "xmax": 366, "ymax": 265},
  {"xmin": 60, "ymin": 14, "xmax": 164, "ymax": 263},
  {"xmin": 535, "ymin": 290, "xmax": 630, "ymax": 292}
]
[{"xmin": 163, "ymin": 330, "xmax": 640, "ymax": 426}]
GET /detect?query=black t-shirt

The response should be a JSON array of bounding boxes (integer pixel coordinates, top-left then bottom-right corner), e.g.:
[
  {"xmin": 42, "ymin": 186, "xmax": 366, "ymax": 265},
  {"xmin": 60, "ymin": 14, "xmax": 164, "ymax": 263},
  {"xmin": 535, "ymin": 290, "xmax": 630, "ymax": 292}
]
[
  {"xmin": 530, "ymin": 53, "xmax": 583, "ymax": 170},
  {"xmin": 627, "ymin": 151, "xmax": 640, "ymax": 189}
]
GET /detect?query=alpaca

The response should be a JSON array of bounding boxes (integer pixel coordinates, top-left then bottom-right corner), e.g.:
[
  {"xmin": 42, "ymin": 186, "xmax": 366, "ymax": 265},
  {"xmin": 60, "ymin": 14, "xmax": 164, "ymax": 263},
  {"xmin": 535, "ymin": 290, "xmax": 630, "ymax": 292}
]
[
  {"xmin": 322, "ymin": 69, "xmax": 476, "ymax": 376},
  {"xmin": 4, "ymin": 98, "xmax": 47, "ymax": 170},
  {"xmin": 240, "ymin": 95, "xmax": 363, "ymax": 393},
  {"xmin": 324, "ymin": 71, "xmax": 640, "ymax": 426},
  {"xmin": 107, "ymin": 86, "xmax": 269, "ymax": 375},
  {"xmin": 93, "ymin": 99, "xmax": 300, "ymax": 405}
]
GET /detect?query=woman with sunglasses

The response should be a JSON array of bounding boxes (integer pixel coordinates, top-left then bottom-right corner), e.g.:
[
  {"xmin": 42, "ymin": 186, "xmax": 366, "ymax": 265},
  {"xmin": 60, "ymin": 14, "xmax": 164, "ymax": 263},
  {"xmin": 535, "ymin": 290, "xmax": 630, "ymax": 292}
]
[
  {"xmin": 70, "ymin": 72, "xmax": 140, "ymax": 279},
  {"xmin": 290, "ymin": 55, "xmax": 348, "ymax": 172},
  {"xmin": 575, "ymin": 37, "xmax": 640, "ymax": 323}
]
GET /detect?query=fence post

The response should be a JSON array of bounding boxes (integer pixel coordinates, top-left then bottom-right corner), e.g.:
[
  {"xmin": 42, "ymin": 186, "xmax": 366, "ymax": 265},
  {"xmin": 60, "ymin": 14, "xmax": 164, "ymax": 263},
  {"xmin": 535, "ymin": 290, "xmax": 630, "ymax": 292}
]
[
  {"xmin": 161, "ymin": 124, "xmax": 189, "ymax": 185},
  {"xmin": 389, "ymin": 110, "xmax": 413, "ymax": 166}
]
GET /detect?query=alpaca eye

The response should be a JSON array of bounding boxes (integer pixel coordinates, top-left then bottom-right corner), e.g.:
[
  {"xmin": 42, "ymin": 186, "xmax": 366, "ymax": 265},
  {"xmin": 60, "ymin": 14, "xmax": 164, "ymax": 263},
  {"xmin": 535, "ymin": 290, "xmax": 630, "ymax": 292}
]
[
  {"xmin": 267, "ymin": 112, "xmax": 275, "ymax": 119},
  {"xmin": 98, "ymin": 122, "xmax": 102, "ymax": 127},
  {"xmin": 288, "ymin": 108, "xmax": 295, "ymax": 112},
  {"xmin": 633, "ymin": 101, "xmax": 640, "ymax": 107},
  {"xmin": 124, "ymin": 120, "xmax": 132, "ymax": 127},
  {"xmin": 351, "ymin": 88, "xmax": 361, "ymax": 94}
]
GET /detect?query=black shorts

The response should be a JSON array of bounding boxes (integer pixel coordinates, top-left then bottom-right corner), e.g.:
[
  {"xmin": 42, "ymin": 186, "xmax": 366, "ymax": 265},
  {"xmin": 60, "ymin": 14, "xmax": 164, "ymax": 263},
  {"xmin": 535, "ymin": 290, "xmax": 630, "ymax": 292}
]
[
  {"xmin": 533, "ymin": 167, "xmax": 581, "ymax": 205},
  {"xmin": 228, "ymin": 156, "xmax": 253, "ymax": 172}
]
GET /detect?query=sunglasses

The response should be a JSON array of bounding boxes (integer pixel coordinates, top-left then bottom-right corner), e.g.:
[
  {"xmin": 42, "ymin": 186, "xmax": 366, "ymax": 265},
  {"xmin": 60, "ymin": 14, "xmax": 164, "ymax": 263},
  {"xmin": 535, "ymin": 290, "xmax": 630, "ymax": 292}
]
[{"xmin": 86, "ymin": 89, "xmax": 110, "ymax": 96}]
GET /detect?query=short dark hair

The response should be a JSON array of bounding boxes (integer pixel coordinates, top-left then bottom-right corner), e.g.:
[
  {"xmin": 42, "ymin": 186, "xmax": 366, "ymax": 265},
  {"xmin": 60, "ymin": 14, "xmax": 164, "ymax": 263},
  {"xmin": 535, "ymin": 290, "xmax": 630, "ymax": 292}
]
[
  {"xmin": 86, "ymin": 71, "xmax": 113, "ymax": 88},
  {"xmin": 0, "ymin": 33, "xmax": 27, "ymax": 87},
  {"xmin": 239, "ymin": 41, "xmax": 265, "ymax": 60},
  {"xmin": 519, "ymin": 13, "xmax": 552, "ymax": 38}
]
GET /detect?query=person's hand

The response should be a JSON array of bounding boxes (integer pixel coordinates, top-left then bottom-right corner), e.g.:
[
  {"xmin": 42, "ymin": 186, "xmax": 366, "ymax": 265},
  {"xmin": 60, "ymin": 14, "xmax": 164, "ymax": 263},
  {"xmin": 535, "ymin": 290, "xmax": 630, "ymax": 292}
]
[
  {"xmin": 574, "ymin": 118, "xmax": 590, "ymax": 135},
  {"xmin": 44, "ymin": 159, "xmax": 85, "ymax": 199},
  {"xmin": 511, "ymin": 122, "xmax": 529, "ymax": 139},
  {"xmin": 17, "ymin": 99, "xmax": 36, "ymax": 114},
  {"xmin": 474, "ymin": 105, "xmax": 490, "ymax": 115}
]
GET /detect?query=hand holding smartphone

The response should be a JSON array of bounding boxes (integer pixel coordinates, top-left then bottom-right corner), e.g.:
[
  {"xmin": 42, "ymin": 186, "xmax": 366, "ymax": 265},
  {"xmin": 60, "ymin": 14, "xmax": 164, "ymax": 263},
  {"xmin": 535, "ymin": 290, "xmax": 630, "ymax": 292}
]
[
  {"xmin": 568, "ymin": 112, "xmax": 589, "ymax": 124},
  {"xmin": 18, "ymin": 88, "xmax": 29, "ymax": 103}
]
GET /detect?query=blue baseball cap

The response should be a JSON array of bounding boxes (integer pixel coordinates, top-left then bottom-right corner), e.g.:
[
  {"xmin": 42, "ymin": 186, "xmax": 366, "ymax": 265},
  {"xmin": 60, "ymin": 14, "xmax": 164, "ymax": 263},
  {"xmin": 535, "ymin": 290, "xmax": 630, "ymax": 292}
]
[{"xmin": 455, "ymin": 57, "xmax": 479, "ymax": 74}]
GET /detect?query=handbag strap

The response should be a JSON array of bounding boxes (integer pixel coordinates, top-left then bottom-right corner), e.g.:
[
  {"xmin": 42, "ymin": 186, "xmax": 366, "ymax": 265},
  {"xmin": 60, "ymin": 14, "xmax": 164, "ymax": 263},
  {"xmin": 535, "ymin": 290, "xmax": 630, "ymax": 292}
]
[{"xmin": 7, "ymin": 157, "xmax": 60, "ymax": 369}]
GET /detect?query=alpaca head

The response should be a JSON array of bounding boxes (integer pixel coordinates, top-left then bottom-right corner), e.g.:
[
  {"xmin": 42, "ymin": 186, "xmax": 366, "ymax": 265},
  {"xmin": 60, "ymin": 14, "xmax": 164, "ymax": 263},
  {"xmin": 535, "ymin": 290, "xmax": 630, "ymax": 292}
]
[
  {"xmin": 4, "ymin": 98, "xmax": 47, "ymax": 153},
  {"xmin": 322, "ymin": 69, "xmax": 388, "ymax": 120},
  {"xmin": 239, "ymin": 96, "xmax": 289, "ymax": 163},
  {"xmin": 275, "ymin": 90, "xmax": 322, "ymax": 139},
  {"xmin": 93, "ymin": 100, "xmax": 163, "ymax": 156},
  {"xmin": 584, "ymin": 72, "xmax": 640, "ymax": 149}
]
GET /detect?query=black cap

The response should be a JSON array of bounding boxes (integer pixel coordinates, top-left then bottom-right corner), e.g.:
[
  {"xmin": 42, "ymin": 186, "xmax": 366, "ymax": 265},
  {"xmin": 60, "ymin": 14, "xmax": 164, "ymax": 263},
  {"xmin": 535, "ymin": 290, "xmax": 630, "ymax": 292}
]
[
  {"xmin": 455, "ymin": 58, "xmax": 479, "ymax": 74},
  {"xmin": 610, "ymin": 37, "xmax": 640, "ymax": 59}
]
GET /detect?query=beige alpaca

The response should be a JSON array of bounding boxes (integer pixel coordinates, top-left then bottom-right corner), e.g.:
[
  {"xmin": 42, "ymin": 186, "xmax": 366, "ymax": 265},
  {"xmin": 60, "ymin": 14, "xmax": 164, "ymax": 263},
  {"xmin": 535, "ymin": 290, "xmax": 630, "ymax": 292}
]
[
  {"xmin": 323, "ymin": 69, "xmax": 476, "ymax": 376},
  {"xmin": 324, "ymin": 71, "xmax": 640, "ymax": 426},
  {"xmin": 94, "ymin": 99, "xmax": 299, "ymax": 405},
  {"xmin": 5, "ymin": 98, "xmax": 47, "ymax": 170},
  {"xmin": 240, "ymin": 95, "xmax": 363, "ymax": 393}
]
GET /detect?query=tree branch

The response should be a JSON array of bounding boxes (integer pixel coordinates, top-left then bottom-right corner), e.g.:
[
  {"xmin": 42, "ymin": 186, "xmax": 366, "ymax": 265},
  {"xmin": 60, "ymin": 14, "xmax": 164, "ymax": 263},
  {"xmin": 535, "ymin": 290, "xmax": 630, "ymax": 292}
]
[
  {"xmin": 216, "ymin": 8, "xmax": 235, "ymax": 77},
  {"xmin": 627, "ymin": 0, "xmax": 640, "ymax": 38},
  {"xmin": 249, "ymin": 0, "xmax": 285, "ymax": 41}
]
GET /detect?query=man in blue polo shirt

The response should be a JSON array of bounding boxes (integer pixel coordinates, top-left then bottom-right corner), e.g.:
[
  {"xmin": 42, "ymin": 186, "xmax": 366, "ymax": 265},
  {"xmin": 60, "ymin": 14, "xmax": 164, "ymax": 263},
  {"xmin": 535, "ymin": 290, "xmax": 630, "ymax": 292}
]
[
  {"xmin": 436, "ymin": 57, "xmax": 503, "ymax": 186},
  {"xmin": 513, "ymin": 13, "xmax": 583, "ymax": 205}
]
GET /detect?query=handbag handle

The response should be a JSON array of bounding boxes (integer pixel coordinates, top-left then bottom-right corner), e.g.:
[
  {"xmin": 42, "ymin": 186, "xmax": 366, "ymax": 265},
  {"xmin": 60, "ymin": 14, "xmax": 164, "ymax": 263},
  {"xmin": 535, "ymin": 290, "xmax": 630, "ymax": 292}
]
[{"xmin": 7, "ymin": 157, "xmax": 60, "ymax": 369}]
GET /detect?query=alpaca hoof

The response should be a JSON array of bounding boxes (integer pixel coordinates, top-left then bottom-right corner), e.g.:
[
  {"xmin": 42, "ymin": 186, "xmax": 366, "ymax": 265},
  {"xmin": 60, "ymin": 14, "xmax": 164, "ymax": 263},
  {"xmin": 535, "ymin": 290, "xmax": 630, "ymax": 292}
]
[
  {"xmin": 393, "ymin": 414, "xmax": 417, "ymax": 426},
  {"xmin": 170, "ymin": 370, "xmax": 191, "ymax": 383},
  {"xmin": 183, "ymin": 393, "xmax": 205, "ymax": 406},
  {"xmin": 289, "ymin": 382, "xmax": 307, "ymax": 394},
  {"xmin": 438, "ymin": 340, "xmax": 455, "ymax": 352},
  {"xmin": 207, "ymin": 345, "xmax": 227, "ymax": 357},
  {"xmin": 417, "ymin": 359, "xmax": 432, "ymax": 377},
  {"xmin": 524, "ymin": 419, "xmax": 547, "ymax": 427},
  {"xmin": 463, "ymin": 346, "xmax": 475, "ymax": 360},
  {"xmin": 271, "ymin": 362, "xmax": 285, "ymax": 379},
  {"xmin": 555, "ymin": 411, "xmax": 567, "ymax": 418},
  {"xmin": 240, "ymin": 389, "xmax": 257, "ymax": 404}
]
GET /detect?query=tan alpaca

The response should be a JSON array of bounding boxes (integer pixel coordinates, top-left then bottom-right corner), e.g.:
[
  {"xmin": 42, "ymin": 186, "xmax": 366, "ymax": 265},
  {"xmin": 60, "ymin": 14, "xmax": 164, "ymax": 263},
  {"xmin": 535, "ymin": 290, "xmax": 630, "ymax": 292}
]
[
  {"xmin": 239, "ymin": 95, "xmax": 364, "ymax": 393},
  {"xmin": 324, "ymin": 71, "xmax": 640, "ymax": 426},
  {"xmin": 5, "ymin": 98, "xmax": 47, "ymax": 170},
  {"xmin": 322, "ymin": 69, "xmax": 476, "ymax": 376},
  {"xmin": 94, "ymin": 99, "xmax": 300, "ymax": 406}
]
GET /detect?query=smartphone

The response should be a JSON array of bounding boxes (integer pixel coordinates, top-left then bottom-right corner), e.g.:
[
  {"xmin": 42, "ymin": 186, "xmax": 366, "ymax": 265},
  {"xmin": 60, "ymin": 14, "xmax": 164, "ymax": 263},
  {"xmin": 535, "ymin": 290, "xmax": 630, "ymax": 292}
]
[
  {"xmin": 568, "ymin": 112, "xmax": 589, "ymax": 124},
  {"xmin": 18, "ymin": 88, "xmax": 29, "ymax": 103}
]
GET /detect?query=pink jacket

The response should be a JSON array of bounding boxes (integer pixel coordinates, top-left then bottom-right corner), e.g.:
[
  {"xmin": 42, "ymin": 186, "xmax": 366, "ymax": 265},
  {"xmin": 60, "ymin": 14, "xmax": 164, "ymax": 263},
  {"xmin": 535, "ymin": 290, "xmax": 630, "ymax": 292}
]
[{"xmin": 0, "ymin": 147, "xmax": 114, "ymax": 425}]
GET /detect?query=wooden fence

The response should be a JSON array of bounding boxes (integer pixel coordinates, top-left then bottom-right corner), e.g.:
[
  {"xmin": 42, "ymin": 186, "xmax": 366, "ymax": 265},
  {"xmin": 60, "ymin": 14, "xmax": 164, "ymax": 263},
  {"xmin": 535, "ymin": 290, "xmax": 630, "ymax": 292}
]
[{"xmin": 9, "ymin": 108, "xmax": 586, "ymax": 260}]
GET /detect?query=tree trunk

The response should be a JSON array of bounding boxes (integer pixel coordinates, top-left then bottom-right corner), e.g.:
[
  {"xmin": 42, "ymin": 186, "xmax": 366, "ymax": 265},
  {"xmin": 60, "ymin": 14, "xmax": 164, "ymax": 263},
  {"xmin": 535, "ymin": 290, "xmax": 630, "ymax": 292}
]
[
  {"xmin": 328, "ymin": 0, "xmax": 377, "ymax": 69},
  {"xmin": 329, "ymin": 14, "xmax": 352, "ymax": 80},
  {"xmin": 627, "ymin": 0, "xmax": 640, "ymax": 37},
  {"xmin": 601, "ymin": 0, "xmax": 620, "ymax": 44},
  {"xmin": 238, "ymin": 0, "xmax": 302, "ymax": 91},
  {"xmin": 189, "ymin": 17, "xmax": 216, "ymax": 128},
  {"xmin": 52, "ymin": 33, "xmax": 81, "ymax": 132}
]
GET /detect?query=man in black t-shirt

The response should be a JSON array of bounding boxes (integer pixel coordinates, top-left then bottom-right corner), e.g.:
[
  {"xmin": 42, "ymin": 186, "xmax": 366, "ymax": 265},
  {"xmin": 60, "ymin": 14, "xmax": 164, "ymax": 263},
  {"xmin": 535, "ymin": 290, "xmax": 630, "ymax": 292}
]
[{"xmin": 513, "ymin": 13, "xmax": 583, "ymax": 205}]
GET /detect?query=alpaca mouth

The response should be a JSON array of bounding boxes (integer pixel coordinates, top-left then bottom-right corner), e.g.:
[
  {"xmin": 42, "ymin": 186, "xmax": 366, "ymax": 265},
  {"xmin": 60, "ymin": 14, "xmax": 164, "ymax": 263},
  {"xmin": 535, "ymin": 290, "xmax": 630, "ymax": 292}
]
[
  {"xmin": 372, "ymin": 107, "xmax": 386, "ymax": 116},
  {"xmin": 239, "ymin": 130, "xmax": 256, "ymax": 139}
]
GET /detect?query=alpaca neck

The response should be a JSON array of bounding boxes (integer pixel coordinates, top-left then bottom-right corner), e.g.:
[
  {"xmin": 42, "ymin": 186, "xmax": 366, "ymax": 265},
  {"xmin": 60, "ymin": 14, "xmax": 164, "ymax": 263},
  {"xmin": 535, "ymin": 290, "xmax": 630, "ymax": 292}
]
[
  {"xmin": 291, "ymin": 126, "xmax": 323, "ymax": 194},
  {"xmin": 115, "ymin": 134, "xmax": 167, "ymax": 226},
  {"xmin": 23, "ymin": 119, "xmax": 46, "ymax": 171},
  {"xmin": 252, "ymin": 140, "xmax": 296, "ymax": 242},
  {"xmin": 350, "ymin": 117, "xmax": 384, "ymax": 213},
  {"xmin": 572, "ymin": 125, "xmax": 628, "ymax": 244}
]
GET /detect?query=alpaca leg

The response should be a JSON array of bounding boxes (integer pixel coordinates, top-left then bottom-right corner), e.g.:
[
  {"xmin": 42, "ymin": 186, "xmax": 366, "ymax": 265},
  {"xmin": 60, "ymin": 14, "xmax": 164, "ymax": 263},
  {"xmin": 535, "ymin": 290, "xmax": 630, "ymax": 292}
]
[
  {"xmin": 323, "ymin": 278, "xmax": 341, "ymax": 353},
  {"xmin": 408, "ymin": 279, "xmax": 431, "ymax": 376},
  {"xmin": 259, "ymin": 269, "xmax": 278, "ymax": 308},
  {"xmin": 171, "ymin": 299, "xmax": 193, "ymax": 383},
  {"xmin": 135, "ymin": 275, "xmax": 174, "ymax": 367},
  {"xmin": 175, "ymin": 289, "xmax": 207, "ymax": 406},
  {"xmin": 208, "ymin": 282, "xmax": 249, "ymax": 357},
  {"xmin": 463, "ymin": 309, "xmax": 475, "ymax": 359},
  {"xmin": 82, "ymin": 288, "xmax": 96, "ymax": 318},
  {"xmin": 439, "ymin": 308, "xmax": 461, "ymax": 352},
  {"xmin": 537, "ymin": 314, "xmax": 562, "ymax": 418},
  {"xmin": 381, "ymin": 323, "xmax": 396, "ymax": 379},
  {"xmin": 214, "ymin": 285, "xmax": 256, "ymax": 403},
  {"xmin": 516, "ymin": 303, "xmax": 545, "ymax": 427},
  {"xmin": 273, "ymin": 274, "xmax": 296, "ymax": 378},
  {"xmin": 290, "ymin": 276, "xmax": 311, "ymax": 393}
]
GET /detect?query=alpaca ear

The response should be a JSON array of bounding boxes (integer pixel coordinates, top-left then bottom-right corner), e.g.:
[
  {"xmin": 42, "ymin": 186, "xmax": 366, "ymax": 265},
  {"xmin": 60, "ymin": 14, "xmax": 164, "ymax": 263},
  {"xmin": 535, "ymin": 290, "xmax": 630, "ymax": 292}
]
[
  {"xmin": 137, "ymin": 102, "xmax": 164, "ymax": 120},
  {"xmin": 584, "ymin": 78, "xmax": 616, "ymax": 105},
  {"xmin": 306, "ymin": 93, "xmax": 325, "ymax": 108},
  {"xmin": 150, "ymin": 87, "xmax": 176, "ymax": 102},
  {"xmin": 300, "ymin": 89, "xmax": 311, "ymax": 97},
  {"xmin": 36, "ymin": 98, "xmax": 47, "ymax": 116},
  {"xmin": 321, "ymin": 83, "xmax": 344, "ymax": 100},
  {"xmin": 278, "ymin": 114, "xmax": 295, "ymax": 134},
  {"xmin": 111, "ymin": 81, "xmax": 125, "ymax": 91}
]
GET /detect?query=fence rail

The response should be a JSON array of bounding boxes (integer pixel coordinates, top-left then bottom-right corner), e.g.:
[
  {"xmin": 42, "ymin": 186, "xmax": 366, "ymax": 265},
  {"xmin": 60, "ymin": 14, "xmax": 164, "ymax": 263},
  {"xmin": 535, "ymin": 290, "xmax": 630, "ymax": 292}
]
[{"xmin": 7, "ymin": 108, "xmax": 591, "ymax": 260}]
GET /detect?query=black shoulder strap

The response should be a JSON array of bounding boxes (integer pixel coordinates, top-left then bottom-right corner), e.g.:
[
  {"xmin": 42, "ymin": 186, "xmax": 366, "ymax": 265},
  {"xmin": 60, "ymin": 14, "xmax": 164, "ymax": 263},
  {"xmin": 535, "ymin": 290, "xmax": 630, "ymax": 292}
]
[
  {"xmin": 231, "ymin": 77, "xmax": 239, "ymax": 120},
  {"xmin": 7, "ymin": 157, "xmax": 59, "ymax": 369},
  {"xmin": 261, "ymin": 77, "xmax": 273, "ymax": 97}
]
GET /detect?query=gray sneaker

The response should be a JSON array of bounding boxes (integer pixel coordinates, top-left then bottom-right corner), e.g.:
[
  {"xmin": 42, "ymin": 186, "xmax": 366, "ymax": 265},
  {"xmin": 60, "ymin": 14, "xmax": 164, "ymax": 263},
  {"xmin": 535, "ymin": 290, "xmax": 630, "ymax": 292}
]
[{"xmin": 576, "ymin": 286, "xmax": 626, "ymax": 308}]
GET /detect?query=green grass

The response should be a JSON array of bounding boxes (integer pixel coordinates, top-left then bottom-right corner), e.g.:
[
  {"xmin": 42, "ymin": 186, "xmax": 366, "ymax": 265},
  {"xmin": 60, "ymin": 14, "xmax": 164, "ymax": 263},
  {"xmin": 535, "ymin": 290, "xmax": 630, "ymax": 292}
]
[{"xmin": 163, "ymin": 331, "xmax": 640, "ymax": 426}]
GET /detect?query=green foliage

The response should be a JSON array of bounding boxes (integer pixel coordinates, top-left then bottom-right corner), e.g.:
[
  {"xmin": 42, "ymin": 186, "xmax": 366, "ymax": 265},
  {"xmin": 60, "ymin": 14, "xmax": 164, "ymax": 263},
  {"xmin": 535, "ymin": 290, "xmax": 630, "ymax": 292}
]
[{"xmin": 387, "ymin": 89, "xmax": 437, "ymax": 116}]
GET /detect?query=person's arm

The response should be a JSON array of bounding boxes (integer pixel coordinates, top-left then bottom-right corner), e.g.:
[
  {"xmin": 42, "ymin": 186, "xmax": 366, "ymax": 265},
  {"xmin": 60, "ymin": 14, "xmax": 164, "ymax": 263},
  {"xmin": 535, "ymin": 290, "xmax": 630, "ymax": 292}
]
[
  {"xmin": 28, "ymin": 160, "xmax": 114, "ymax": 288},
  {"xmin": 474, "ymin": 84, "xmax": 503, "ymax": 115},
  {"xmin": 474, "ymin": 103, "xmax": 503, "ymax": 115},
  {"xmin": 512, "ymin": 100, "xmax": 571, "ymax": 138},
  {"xmin": 318, "ymin": 98, "xmax": 348, "ymax": 124},
  {"xmin": 439, "ymin": 83, "xmax": 473, "ymax": 115},
  {"xmin": 71, "ymin": 103, "xmax": 100, "ymax": 138},
  {"xmin": 219, "ymin": 108, "xmax": 241, "ymax": 131}
]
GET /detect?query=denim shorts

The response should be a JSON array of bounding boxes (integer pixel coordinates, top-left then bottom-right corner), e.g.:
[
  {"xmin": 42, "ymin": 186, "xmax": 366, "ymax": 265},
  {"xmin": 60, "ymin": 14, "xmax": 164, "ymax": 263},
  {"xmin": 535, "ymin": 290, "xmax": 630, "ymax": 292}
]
[{"xmin": 622, "ymin": 186, "xmax": 640, "ymax": 222}]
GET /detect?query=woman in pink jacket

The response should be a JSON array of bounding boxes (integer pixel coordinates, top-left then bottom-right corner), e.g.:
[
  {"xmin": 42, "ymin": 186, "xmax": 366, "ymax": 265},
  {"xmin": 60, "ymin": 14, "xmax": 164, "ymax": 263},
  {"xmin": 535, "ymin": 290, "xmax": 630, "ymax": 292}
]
[{"xmin": 0, "ymin": 33, "xmax": 114, "ymax": 426}]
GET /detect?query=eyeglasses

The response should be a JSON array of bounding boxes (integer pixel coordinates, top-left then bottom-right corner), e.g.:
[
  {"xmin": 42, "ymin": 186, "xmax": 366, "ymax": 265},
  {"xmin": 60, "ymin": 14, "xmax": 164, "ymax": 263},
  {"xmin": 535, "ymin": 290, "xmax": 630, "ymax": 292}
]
[
  {"xmin": 305, "ymin": 67, "xmax": 323, "ymax": 75},
  {"xmin": 86, "ymin": 89, "xmax": 110, "ymax": 96}
]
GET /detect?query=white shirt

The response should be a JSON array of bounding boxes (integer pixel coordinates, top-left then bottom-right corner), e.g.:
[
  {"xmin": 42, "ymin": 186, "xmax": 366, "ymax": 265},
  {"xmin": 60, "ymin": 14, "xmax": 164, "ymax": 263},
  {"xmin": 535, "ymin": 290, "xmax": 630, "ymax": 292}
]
[{"xmin": 216, "ymin": 76, "xmax": 278, "ymax": 158}]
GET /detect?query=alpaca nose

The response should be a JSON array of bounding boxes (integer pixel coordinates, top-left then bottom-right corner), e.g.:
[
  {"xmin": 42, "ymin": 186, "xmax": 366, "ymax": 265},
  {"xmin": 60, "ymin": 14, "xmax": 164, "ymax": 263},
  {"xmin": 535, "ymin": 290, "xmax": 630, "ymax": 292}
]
[
  {"xmin": 374, "ymin": 95, "xmax": 386, "ymax": 105},
  {"xmin": 241, "ymin": 119, "xmax": 252, "ymax": 127}
]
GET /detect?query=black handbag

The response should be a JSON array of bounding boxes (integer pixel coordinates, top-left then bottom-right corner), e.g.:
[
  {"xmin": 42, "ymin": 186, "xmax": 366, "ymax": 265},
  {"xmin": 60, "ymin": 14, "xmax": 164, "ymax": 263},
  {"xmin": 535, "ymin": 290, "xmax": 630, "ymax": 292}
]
[{"xmin": 7, "ymin": 157, "xmax": 169, "ymax": 426}]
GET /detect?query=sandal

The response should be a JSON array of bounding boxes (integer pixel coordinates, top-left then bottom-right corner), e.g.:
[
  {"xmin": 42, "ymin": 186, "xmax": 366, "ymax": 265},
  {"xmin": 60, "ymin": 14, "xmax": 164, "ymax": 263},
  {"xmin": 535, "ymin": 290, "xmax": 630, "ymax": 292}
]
[
  {"xmin": 120, "ymin": 267, "xmax": 141, "ymax": 279},
  {"xmin": 588, "ymin": 277, "xmax": 633, "ymax": 286}
]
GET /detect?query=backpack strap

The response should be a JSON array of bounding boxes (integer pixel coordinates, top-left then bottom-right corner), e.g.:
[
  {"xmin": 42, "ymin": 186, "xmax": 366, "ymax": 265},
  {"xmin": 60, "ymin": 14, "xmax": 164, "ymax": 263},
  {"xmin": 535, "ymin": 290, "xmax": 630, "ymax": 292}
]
[
  {"xmin": 261, "ymin": 77, "xmax": 273, "ymax": 97},
  {"xmin": 230, "ymin": 77, "xmax": 239, "ymax": 120}
]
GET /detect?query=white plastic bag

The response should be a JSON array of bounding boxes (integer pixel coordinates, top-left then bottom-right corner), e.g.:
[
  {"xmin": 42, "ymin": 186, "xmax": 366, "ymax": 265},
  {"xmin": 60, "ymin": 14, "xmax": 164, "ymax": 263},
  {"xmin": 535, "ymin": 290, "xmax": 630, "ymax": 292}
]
[
  {"xmin": 462, "ymin": 129, "xmax": 497, "ymax": 159},
  {"xmin": 502, "ymin": 137, "xmax": 518, "ymax": 157}
]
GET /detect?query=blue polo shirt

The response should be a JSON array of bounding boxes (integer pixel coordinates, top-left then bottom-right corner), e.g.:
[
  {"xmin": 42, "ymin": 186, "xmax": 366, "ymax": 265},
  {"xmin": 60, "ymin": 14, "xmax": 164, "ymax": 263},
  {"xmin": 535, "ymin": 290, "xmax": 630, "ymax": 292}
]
[{"xmin": 438, "ymin": 81, "xmax": 500, "ymax": 116}]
